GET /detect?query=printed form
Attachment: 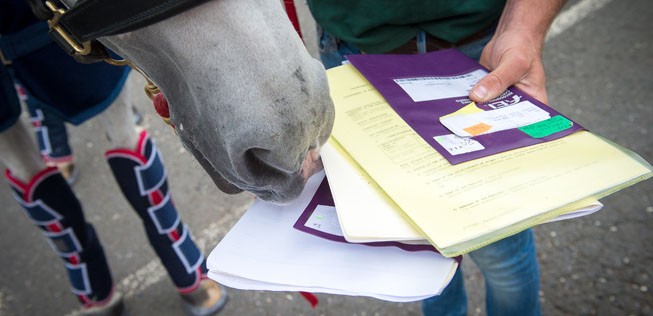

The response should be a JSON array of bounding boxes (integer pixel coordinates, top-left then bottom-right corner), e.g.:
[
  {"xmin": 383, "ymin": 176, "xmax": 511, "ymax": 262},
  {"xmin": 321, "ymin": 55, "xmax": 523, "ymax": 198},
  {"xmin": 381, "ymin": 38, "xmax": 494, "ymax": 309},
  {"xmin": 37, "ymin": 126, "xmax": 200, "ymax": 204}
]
[
  {"xmin": 327, "ymin": 64, "xmax": 652, "ymax": 256},
  {"xmin": 345, "ymin": 51, "xmax": 586, "ymax": 164}
]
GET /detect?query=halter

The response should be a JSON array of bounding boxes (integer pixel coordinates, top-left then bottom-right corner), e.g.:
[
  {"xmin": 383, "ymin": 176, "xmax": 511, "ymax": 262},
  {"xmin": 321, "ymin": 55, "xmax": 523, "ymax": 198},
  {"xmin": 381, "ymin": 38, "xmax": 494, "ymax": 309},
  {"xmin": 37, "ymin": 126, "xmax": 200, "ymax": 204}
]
[
  {"xmin": 28, "ymin": 0, "xmax": 210, "ymax": 62},
  {"xmin": 26, "ymin": 0, "xmax": 211, "ymax": 127}
]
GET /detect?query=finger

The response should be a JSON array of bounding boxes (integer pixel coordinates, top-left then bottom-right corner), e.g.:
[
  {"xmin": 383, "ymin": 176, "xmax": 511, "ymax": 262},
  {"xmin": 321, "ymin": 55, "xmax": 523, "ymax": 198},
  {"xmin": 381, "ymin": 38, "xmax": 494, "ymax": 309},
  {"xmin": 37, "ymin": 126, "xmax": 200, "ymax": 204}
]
[{"xmin": 470, "ymin": 51, "xmax": 529, "ymax": 103}]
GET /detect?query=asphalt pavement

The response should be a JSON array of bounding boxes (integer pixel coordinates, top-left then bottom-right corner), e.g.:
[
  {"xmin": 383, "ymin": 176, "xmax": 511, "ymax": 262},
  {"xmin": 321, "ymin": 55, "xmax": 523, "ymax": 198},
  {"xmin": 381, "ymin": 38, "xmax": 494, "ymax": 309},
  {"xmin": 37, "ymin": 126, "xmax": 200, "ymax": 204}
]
[{"xmin": 1, "ymin": 0, "xmax": 651, "ymax": 315}]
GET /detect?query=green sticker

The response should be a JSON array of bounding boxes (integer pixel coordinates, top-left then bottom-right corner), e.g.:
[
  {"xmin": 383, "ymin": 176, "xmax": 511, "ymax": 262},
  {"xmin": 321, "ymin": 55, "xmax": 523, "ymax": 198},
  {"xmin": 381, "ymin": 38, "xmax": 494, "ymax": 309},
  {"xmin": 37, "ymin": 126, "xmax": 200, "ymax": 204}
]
[{"xmin": 519, "ymin": 115, "xmax": 573, "ymax": 138}]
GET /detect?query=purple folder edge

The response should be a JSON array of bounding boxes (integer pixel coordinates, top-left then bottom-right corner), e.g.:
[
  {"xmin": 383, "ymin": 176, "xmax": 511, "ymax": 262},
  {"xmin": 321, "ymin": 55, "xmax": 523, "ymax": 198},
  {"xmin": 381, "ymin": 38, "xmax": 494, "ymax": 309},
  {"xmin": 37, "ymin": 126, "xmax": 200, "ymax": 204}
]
[{"xmin": 292, "ymin": 177, "xmax": 463, "ymax": 263}]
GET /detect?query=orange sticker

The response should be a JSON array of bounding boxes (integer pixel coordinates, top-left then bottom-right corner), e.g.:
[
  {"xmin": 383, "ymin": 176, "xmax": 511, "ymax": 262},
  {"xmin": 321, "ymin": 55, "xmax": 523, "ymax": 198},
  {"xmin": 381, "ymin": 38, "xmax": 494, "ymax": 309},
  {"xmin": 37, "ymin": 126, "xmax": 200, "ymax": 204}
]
[{"xmin": 463, "ymin": 122, "xmax": 492, "ymax": 136}]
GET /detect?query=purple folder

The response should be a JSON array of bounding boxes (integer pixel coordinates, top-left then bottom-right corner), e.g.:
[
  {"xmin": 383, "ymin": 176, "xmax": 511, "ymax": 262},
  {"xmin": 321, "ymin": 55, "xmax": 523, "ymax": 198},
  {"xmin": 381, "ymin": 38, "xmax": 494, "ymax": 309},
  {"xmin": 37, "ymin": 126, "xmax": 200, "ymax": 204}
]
[
  {"xmin": 293, "ymin": 177, "xmax": 463, "ymax": 263},
  {"xmin": 346, "ymin": 49, "xmax": 584, "ymax": 164}
]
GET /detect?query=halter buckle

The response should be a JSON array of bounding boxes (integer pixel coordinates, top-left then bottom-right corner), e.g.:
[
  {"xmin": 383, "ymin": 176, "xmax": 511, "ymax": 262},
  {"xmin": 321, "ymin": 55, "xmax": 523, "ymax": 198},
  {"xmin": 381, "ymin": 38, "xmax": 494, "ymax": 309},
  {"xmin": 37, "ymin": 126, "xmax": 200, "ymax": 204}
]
[
  {"xmin": 44, "ymin": 1, "xmax": 92, "ymax": 55},
  {"xmin": 0, "ymin": 49, "xmax": 11, "ymax": 65}
]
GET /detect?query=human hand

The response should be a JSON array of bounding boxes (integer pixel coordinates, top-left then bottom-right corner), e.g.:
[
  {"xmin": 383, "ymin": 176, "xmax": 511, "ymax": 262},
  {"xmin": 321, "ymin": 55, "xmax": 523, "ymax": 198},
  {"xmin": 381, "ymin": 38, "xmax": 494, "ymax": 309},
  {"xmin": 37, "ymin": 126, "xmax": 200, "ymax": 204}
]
[{"xmin": 470, "ymin": 29, "xmax": 548, "ymax": 104}]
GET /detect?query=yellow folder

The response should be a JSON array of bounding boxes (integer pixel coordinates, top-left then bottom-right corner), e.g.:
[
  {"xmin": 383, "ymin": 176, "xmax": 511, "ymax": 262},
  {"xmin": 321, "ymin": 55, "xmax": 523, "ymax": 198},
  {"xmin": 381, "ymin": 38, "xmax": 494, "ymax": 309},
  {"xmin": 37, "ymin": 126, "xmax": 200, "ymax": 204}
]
[{"xmin": 325, "ymin": 64, "xmax": 652, "ymax": 257}]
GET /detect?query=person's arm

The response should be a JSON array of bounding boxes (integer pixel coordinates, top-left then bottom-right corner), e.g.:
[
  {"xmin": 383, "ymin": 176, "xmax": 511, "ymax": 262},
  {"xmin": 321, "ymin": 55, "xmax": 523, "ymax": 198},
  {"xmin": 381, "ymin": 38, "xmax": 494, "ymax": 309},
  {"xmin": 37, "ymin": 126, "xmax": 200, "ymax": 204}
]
[{"xmin": 469, "ymin": 0, "xmax": 566, "ymax": 104}]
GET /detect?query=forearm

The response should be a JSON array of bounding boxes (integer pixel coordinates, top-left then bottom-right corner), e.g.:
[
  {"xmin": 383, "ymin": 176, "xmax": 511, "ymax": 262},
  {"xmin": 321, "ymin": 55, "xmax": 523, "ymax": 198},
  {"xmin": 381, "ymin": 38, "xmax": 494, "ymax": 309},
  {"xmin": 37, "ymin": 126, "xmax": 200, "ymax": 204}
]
[
  {"xmin": 495, "ymin": 0, "xmax": 567, "ymax": 51},
  {"xmin": 469, "ymin": 0, "xmax": 566, "ymax": 103}
]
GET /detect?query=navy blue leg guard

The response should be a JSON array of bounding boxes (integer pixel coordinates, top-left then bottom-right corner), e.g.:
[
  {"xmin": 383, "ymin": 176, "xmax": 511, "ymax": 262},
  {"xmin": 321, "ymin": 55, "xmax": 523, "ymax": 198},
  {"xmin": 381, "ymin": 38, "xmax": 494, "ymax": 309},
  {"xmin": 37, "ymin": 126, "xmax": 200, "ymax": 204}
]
[
  {"xmin": 20, "ymin": 84, "xmax": 74, "ymax": 164},
  {"xmin": 106, "ymin": 130, "xmax": 205, "ymax": 292},
  {"xmin": 5, "ymin": 167, "xmax": 114, "ymax": 307}
]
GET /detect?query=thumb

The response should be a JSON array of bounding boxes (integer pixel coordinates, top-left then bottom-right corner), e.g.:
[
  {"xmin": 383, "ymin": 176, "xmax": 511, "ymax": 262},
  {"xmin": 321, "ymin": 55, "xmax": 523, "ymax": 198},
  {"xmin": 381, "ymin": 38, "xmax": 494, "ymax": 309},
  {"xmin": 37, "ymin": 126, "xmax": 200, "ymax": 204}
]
[{"xmin": 470, "ymin": 53, "xmax": 527, "ymax": 103}]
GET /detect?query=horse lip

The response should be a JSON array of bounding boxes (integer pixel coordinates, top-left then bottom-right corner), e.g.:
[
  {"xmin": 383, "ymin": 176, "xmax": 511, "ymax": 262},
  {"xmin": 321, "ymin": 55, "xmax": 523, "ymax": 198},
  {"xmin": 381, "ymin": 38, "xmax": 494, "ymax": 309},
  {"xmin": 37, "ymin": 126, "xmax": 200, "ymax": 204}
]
[
  {"xmin": 181, "ymin": 136, "xmax": 243, "ymax": 194},
  {"xmin": 206, "ymin": 170, "xmax": 243, "ymax": 195},
  {"xmin": 250, "ymin": 188, "xmax": 293, "ymax": 205}
]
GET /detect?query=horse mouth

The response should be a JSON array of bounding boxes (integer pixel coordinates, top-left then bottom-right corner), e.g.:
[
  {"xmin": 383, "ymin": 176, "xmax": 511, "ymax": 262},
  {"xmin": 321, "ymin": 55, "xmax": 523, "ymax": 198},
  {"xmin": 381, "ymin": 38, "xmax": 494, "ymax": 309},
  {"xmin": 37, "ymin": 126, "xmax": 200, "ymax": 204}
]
[
  {"xmin": 182, "ymin": 138, "xmax": 243, "ymax": 195},
  {"xmin": 182, "ymin": 136, "xmax": 307, "ymax": 204}
]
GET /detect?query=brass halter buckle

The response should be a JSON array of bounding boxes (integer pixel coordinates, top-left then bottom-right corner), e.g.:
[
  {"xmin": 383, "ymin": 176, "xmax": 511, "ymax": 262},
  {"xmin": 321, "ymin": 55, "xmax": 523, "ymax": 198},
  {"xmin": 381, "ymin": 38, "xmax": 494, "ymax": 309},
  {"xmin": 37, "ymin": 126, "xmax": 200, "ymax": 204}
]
[
  {"xmin": 43, "ymin": 1, "xmax": 168, "ymax": 127},
  {"xmin": 0, "ymin": 49, "xmax": 12, "ymax": 65},
  {"xmin": 44, "ymin": 1, "xmax": 92, "ymax": 55}
]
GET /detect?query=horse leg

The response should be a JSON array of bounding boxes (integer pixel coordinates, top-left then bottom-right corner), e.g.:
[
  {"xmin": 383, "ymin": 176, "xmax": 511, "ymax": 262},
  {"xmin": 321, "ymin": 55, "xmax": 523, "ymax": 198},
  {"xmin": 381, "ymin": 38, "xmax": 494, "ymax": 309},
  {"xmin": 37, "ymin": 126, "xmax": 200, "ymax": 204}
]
[
  {"xmin": 23, "ymin": 92, "xmax": 78, "ymax": 183},
  {"xmin": 98, "ymin": 83, "xmax": 227, "ymax": 314},
  {"xmin": 97, "ymin": 82, "xmax": 139, "ymax": 148},
  {"xmin": 0, "ymin": 118, "xmax": 45, "ymax": 181},
  {"xmin": 1, "ymin": 119, "xmax": 122, "ymax": 311}
]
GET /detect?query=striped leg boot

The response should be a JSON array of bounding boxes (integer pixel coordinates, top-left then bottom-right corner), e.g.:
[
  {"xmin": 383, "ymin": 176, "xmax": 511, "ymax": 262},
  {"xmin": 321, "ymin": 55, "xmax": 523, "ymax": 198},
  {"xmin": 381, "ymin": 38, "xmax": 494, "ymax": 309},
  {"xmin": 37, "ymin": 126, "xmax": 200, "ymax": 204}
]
[
  {"xmin": 20, "ymin": 84, "xmax": 78, "ymax": 185},
  {"xmin": 5, "ymin": 167, "xmax": 123, "ymax": 315},
  {"xmin": 105, "ymin": 130, "xmax": 227, "ymax": 316}
]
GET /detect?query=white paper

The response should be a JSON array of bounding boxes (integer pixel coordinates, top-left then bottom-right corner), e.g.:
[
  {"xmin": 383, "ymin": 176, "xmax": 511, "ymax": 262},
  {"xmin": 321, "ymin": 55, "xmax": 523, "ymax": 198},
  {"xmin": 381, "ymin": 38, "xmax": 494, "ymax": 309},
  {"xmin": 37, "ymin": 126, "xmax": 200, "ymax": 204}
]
[
  {"xmin": 207, "ymin": 172, "xmax": 458, "ymax": 302},
  {"xmin": 321, "ymin": 142, "xmax": 426, "ymax": 242},
  {"xmin": 544, "ymin": 202, "xmax": 603, "ymax": 223},
  {"xmin": 439, "ymin": 101, "xmax": 550, "ymax": 137}
]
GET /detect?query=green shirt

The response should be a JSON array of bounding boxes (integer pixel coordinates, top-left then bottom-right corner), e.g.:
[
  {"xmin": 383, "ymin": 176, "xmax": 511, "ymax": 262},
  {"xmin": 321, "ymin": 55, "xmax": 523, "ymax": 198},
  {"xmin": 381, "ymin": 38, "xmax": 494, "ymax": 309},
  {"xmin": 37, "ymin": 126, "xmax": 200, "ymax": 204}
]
[{"xmin": 307, "ymin": 0, "xmax": 506, "ymax": 53}]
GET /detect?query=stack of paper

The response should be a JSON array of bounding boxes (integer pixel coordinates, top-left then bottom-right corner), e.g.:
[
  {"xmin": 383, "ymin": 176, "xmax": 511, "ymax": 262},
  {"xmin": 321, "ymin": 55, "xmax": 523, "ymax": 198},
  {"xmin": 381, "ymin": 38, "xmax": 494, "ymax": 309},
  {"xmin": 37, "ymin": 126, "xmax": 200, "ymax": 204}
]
[
  {"xmin": 325, "ymin": 60, "xmax": 652, "ymax": 257},
  {"xmin": 320, "ymin": 140, "xmax": 604, "ymax": 244},
  {"xmin": 207, "ymin": 50, "xmax": 651, "ymax": 301},
  {"xmin": 207, "ymin": 171, "xmax": 458, "ymax": 302}
]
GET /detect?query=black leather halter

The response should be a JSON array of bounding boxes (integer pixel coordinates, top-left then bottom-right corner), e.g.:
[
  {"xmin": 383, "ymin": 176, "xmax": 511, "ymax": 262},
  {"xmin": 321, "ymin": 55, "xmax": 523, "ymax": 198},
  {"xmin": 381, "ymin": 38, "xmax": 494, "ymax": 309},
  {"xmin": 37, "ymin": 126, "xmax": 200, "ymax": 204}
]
[{"xmin": 27, "ymin": 0, "xmax": 210, "ymax": 63}]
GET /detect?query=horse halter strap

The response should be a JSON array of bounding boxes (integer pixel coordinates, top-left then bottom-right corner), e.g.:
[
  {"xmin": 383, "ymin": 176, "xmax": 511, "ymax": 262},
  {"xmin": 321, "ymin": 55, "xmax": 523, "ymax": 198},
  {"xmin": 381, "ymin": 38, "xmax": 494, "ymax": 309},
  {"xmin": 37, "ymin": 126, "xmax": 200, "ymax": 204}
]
[
  {"xmin": 27, "ymin": 0, "xmax": 210, "ymax": 127},
  {"xmin": 28, "ymin": 0, "xmax": 210, "ymax": 62}
]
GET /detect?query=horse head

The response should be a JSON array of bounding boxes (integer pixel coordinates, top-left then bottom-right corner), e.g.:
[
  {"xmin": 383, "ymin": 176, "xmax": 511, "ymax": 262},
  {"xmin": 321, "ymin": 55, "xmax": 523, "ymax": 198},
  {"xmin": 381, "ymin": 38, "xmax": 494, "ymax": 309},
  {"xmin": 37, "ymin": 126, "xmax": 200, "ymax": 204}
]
[{"xmin": 65, "ymin": 0, "xmax": 334, "ymax": 203}]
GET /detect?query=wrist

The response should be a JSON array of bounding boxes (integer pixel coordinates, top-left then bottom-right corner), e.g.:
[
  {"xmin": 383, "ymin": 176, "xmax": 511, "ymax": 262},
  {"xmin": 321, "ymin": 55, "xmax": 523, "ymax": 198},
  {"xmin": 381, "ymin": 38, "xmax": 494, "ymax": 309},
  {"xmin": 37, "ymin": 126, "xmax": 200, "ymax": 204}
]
[{"xmin": 495, "ymin": 0, "xmax": 566, "ymax": 50}]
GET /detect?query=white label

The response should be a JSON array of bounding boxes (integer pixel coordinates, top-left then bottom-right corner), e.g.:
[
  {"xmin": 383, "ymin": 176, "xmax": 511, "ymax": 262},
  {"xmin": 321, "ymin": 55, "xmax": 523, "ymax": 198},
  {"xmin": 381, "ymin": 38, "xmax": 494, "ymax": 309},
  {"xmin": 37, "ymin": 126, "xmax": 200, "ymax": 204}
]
[
  {"xmin": 434, "ymin": 134, "xmax": 485, "ymax": 156},
  {"xmin": 304, "ymin": 205, "xmax": 343, "ymax": 236},
  {"xmin": 394, "ymin": 69, "xmax": 487, "ymax": 102},
  {"xmin": 439, "ymin": 101, "xmax": 550, "ymax": 137}
]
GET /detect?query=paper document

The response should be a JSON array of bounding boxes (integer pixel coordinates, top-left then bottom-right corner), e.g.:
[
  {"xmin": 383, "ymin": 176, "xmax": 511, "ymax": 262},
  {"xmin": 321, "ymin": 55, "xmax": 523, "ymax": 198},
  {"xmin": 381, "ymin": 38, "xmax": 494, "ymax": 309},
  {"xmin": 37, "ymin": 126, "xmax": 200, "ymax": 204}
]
[
  {"xmin": 346, "ymin": 50, "xmax": 584, "ymax": 164},
  {"xmin": 320, "ymin": 140, "xmax": 425, "ymax": 242},
  {"xmin": 207, "ymin": 172, "xmax": 458, "ymax": 302},
  {"xmin": 321, "ymin": 139, "xmax": 605, "ymax": 243},
  {"xmin": 292, "ymin": 174, "xmax": 439, "ymax": 253},
  {"xmin": 327, "ymin": 63, "xmax": 652, "ymax": 257}
]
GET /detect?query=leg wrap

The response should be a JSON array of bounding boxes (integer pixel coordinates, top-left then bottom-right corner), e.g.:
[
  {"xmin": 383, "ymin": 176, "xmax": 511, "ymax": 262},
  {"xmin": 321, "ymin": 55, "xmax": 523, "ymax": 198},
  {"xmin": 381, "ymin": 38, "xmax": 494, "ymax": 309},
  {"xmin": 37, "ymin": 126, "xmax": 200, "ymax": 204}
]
[
  {"xmin": 23, "ymin": 88, "xmax": 73, "ymax": 164},
  {"xmin": 4, "ymin": 167, "xmax": 113, "ymax": 306},
  {"xmin": 106, "ymin": 130, "xmax": 205, "ymax": 291}
]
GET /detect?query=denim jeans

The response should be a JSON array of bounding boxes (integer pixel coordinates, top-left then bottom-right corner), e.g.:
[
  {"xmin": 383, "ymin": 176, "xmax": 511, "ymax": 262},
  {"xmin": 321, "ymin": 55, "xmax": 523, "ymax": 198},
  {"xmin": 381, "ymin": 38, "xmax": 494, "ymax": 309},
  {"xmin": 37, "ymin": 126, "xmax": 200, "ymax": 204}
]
[
  {"xmin": 317, "ymin": 28, "xmax": 541, "ymax": 316},
  {"xmin": 422, "ymin": 229, "xmax": 541, "ymax": 316}
]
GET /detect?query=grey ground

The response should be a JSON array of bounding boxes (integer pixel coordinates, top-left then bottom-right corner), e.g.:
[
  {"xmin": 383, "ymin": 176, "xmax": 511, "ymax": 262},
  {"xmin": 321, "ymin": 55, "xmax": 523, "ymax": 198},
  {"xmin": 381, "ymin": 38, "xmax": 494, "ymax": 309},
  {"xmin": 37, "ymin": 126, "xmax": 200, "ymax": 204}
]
[{"xmin": 0, "ymin": 0, "xmax": 651, "ymax": 315}]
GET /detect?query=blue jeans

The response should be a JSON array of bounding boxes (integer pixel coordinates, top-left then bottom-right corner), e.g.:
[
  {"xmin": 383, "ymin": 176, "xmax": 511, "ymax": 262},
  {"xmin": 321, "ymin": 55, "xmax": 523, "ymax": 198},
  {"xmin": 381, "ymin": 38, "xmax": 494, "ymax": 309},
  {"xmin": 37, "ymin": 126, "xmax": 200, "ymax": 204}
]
[
  {"xmin": 317, "ymin": 28, "xmax": 541, "ymax": 316},
  {"xmin": 422, "ymin": 230, "xmax": 540, "ymax": 316}
]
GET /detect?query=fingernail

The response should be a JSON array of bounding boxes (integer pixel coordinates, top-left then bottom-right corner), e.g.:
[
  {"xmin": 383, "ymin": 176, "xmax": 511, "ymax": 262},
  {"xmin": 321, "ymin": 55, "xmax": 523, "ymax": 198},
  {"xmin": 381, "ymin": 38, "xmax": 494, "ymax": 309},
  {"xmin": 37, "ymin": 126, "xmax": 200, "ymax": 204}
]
[{"xmin": 472, "ymin": 85, "xmax": 488, "ymax": 100}]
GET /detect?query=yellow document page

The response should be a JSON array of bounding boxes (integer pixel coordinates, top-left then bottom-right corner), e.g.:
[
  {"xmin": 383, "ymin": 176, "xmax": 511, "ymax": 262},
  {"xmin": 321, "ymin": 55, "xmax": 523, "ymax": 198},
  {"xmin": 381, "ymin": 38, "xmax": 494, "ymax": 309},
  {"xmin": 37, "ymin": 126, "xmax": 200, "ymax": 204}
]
[{"xmin": 327, "ymin": 64, "xmax": 652, "ymax": 257}]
